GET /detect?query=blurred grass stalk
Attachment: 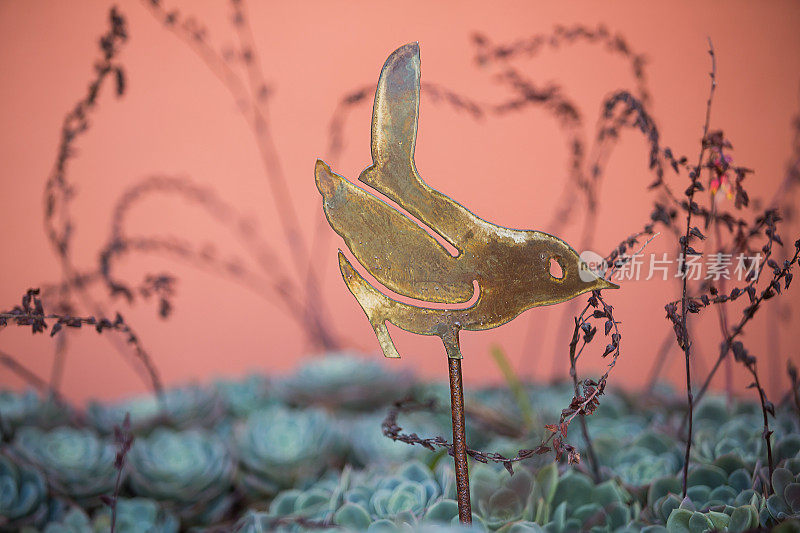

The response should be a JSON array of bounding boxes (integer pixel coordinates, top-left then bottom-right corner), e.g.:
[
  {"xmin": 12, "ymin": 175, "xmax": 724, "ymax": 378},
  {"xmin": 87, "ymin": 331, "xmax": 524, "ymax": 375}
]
[{"xmin": 490, "ymin": 345, "xmax": 534, "ymax": 430}]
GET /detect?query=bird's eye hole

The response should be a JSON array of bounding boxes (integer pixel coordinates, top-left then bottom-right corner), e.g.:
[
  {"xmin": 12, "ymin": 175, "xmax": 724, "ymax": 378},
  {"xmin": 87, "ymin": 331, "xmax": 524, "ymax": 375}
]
[{"xmin": 549, "ymin": 256, "xmax": 564, "ymax": 280}]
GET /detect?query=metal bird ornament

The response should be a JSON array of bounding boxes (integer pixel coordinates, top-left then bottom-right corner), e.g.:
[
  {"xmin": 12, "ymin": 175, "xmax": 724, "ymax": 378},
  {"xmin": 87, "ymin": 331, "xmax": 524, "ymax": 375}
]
[
  {"xmin": 314, "ymin": 42, "xmax": 618, "ymax": 523},
  {"xmin": 316, "ymin": 42, "xmax": 616, "ymax": 360}
]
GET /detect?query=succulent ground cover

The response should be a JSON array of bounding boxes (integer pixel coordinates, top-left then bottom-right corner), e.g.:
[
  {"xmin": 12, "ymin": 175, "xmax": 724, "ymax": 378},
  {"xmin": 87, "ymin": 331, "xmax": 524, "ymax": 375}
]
[{"xmin": 1, "ymin": 354, "xmax": 799, "ymax": 532}]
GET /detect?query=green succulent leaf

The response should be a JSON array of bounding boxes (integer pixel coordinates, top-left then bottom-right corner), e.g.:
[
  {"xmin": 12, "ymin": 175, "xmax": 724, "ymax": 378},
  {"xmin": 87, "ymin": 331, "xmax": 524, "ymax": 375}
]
[
  {"xmin": 334, "ymin": 503, "xmax": 373, "ymax": 530},
  {"xmin": 423, "ymin": 499, "xmax": 459, "ymax": 523},
  {"xmin": 648, "ymin": 477, "xmax": 681, "ymax": 508},
  {"xmin": 786, "ymin": 483, "xmax": 800, "ymax": 514},
  {"xmin": 666, "ymin": 508, "xmax": 693, "ymax": 533},
  {"xmin": 705, "ymin": 510, "xmax": 730, "ymax": 530},
  {"xmin": 687, "ymin": 464, "xmax": 727, "ymax": 489},
  {"xmin": 774, "ymin": 469, "xmax": 795, "ymax": 501},
  {"xmin": 686, "ymin": 511, "xmax": 713, "ymax": 532},
  {"xmin": 728, "ymin": 504, "xmax": 759, "ymax": 533}
]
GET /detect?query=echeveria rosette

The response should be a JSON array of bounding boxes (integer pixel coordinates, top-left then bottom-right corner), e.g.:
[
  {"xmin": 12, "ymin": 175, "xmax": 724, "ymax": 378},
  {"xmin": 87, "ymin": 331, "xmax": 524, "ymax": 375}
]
[
  {"xmin": 471, "ymin": 464, "xmax": 535, "ymax": 530},
  {"xmin": 593, "ymin": 430, "xmax": 681, "ymax": 488},
  {"xmin": 41, "ymin": 507, "xmax": 91, "ymax": 533},
  {"xmin": 0, "ymin": 390, "xmax": 72, "ymax": 434},
  {"xmin": 469, "ymin": 462, "xmax": 559, "ymax": 531},
  {"xmin": 0, "ymin": 453, "xmax": 49, "ymax": 530},
  {"xmin": 764, "ymin": 466, "xmax": 800, "ymax": 526},
  {"xmin": 691, "ymin": 397, "xmax": 778, "ymax": 466},
  {"xmin": 347, "ymin": 411, "xmax": 444, "ymax": 467},
  {"xmin": 335, "ymin": 461, "xmax": 449, "ymax": 528},
  {"xmin": 550, "ymin": 470, "xmax": 632, "ymax": 532},
  {"xmin": 665, "ymin": 496, "xmax": 760, "ymax": 533},
  {"xmin": 234, "ymin": 405, "xmax": 338, "ymax": 500},
  {"xmin": 127, "ymin": 428, "xmax": 235, "ymax": 525},
  {"xmin": 277, "ymin": 353, "xmax": 414, "ymax": 411},
  {"xmin": 92, "ymin": 498, "xmax": 179, "ymax": 533},
  {"xmin": 0, "ymin": 390, "xmax": 40, "ymax": 435},
  {"xmin": 648, "ymin": 458, "xmax": 763, "ymax": 517},
  {"xmin": 86, "ymin": 384, "xmax": 222, "ymax": 435},
  {"xmin": 214, "ymin": 374, "xmax": 273, "ymax": 418},
  {"xmin": 13, "ymin": 426, "xmax": 118, "ymax": 502},
  {"xmin": 261, "ymin": 476, "xmax": 345, "ymax": 532},
  {"xmin": 693, "ymin": 417, "xmax": 764, "ymax": 466}
]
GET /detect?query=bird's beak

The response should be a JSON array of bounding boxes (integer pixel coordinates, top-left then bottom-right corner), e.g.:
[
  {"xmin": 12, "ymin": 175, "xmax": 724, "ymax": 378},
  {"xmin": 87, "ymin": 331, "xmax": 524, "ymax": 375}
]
[{"xmin": 592, "ymin": 277, "xmax": 619, "ymax": 291}]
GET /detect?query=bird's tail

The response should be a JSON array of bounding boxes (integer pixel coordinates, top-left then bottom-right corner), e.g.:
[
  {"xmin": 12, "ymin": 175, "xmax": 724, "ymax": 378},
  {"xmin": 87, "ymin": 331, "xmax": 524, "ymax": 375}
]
[{"xmin": 337, "ymin": 251, "xmax": 401, "ymax": 359}]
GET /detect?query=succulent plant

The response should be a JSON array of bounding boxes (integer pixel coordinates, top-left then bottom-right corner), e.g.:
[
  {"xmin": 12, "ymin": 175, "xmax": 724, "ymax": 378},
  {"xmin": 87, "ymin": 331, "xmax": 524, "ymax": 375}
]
[
  {"xmin": 267, "ymin": 480, "xmax": 341, "ymax": 526},
  {"xmin": 85, "ymin": 384, "xmax": 222, "ymax": 435},
  {"xmin": 0, "ymin": 390, "xmax": 72, "ymax": 435},
  {"xmin": 593, "ymin": 429, "xmax": 681, "ymax": 487},
  {"xmin": 0, "ymin": 390, "xmax": 40, "ymax": 434},
  {"xmin": 127, "ymin": 428, "xmax": 235, "ymax": 525},
  {"xmin": 234, "ymin": 405, "xmax": 338, "ymax": 500},
  {"xmin": 549, "ymin": 470, "xmax": 632, "ymax": 532},
  {"xmin": 647, "ymin": 457, "xmax": 761, "ymax": 517},
  {"xmin": 13, "ymin": 426, "xmax": 118, "ymax": 502},
  {"xmin": 330, "ymin": 461, "xmax": 444, "ymax": 529},
  {"xmin": 347, "ymin": 411, "xmax": 443, "ymax": 467},
  {"xmin": 776, "ymin": 434, "xmax": 800, "ymax": 464},
  {"xmin": 40, "ymin": 506, "xmax": 168, "ymax": 533},
  {"xmin": 277, "ymin": 353, "xmax": 414, "ymax": 411},
  {"xmin": 366, "ymin": 461, "xmax": 441, "ymax": 520},
  {"xmin": 241, "ymin": 473, "xmax": 354, "ymax": 531},
  {"xmin": 469, "ymin": 463, "xmax": 559, "ymax": 530},
  {"xmin": 41, "ymin": 507, "xmax": 92, "ymax": 533},
  {"xmin": 7, "ymin": 367, "xmax": 800, "ymax": 532},
  {"xmin": 665, "ymin": 496, "xmax": 760, "ymax": 533},
  {"xmin": 763, "ymin": 466, "xmax": 800, "ymax": 525},
  {"xmin": 214, "ymin": 374, "xmax": 274, "ymax": 419},
  {"xmin": 235, "ymin": 510, "xmax": 289, "ymax": 533},
  {"xmin": 91, "ymin": 498, "xmax": 179, "ymax": 533},
  {"xmin": 693, "ymin": 411, "xmax": 763, "ymax": 465},
  {"xmin": 0, "ymin": 452, "xmax": 49, "ymax": 530}
]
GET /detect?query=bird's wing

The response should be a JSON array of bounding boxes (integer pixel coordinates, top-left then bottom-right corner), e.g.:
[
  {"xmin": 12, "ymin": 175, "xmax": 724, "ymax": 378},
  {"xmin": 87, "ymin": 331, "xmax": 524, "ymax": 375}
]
[
  {"xmin": 358, "ymin": 43, "xmax": 492, "ymax": 250},
  {"xmin": 316, "ymin": 160, "xmax": 474, "ymax": 304}
]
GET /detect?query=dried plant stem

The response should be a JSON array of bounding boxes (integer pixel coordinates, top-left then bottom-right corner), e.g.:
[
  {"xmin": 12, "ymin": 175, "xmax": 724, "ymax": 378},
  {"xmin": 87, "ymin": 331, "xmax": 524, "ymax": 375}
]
[
  {"xmin": 750, "ymin": 362, "xmax": 774, "ymax": 491},
  {"xmin": 141, "ymin": 0, "xmax": 338, "ymax": 349},
  {"xmin": 568, "ymin": 317, "xmax": 601, "ymax": 482},
  {"xmin": 490, "ymin": 345, "xmax": 534, "ymax": 429},
  {"xmin": 49, "ymin": 332, "xmax": 68, "ymax": 393},
  {"xmin": 0, "ymin": 349, "xmax": 68, "ymax": 406},
  {"xmin": 645, "ymin": 331, "xmax": 676, "ymax": 390},
  {"xmin": 1, "ymin": 289, "xmax": 164, "ymax": 401},
  {"xmin": 693, "ymin": 243, "xmax": 800, "ymax": 407},
  {"xmin": 107, "ymin": 414, "xmax": 133, "ymax": 533},
  {"xmin": 676, "ymin": 39, "xmax": 716, "ymax": 498},
  {"xmin": 787, "ymin": 361, "xmax": 800, "ymax": 414}
]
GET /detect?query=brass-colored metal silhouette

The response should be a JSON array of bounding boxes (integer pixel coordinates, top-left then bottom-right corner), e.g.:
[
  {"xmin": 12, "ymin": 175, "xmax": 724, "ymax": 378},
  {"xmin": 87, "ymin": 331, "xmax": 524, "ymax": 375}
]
[
  {"xmin": 315, "ymin": 42, "xmax": 617, "ymax": 525},
  {"xmin": 315, "ymin": 42, "xmax": 617, "ymax": 360}
]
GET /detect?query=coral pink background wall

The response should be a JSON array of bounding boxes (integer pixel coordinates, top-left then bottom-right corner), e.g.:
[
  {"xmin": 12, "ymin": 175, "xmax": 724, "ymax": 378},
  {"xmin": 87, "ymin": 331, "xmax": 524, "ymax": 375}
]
[{"xmin": 1, "ymin": 1, "xmax": 799, "ymax": 403}]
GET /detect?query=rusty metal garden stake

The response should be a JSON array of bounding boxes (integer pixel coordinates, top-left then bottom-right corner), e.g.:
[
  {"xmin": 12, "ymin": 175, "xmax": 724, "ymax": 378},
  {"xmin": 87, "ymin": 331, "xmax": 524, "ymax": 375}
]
[
  {"xmin": 315, "ymin": 42, "xmax": 617, "ymax": 524},
  {"xmin": 448, "ymin": 356, "xmax": 472, "ymax": 523}
]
